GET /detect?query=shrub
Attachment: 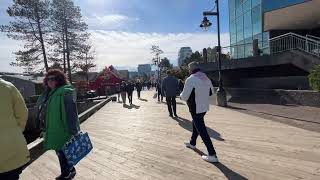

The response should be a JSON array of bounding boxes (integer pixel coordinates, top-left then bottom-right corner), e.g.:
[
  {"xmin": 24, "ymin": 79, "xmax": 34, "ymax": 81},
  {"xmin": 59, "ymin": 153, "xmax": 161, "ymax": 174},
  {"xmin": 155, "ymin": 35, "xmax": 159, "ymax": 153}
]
[{"xmin": 309, "ymin": 65, "xmax": 320, "ymax": 91}]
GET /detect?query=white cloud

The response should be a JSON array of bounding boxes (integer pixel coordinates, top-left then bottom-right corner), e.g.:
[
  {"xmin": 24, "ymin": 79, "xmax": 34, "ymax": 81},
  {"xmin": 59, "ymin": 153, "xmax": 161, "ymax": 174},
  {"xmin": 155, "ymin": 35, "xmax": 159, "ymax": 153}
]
[
  {"xmin": 0, "ymin": 34, "xmax": 24, "ymax": 73},
  {"xmin": 85, "ymin": 14, "xmax": 139, "ymax": 30},
  {"xmin": 90, "ymin": 30, "xmax": 230, "ymax": 71},
  {"xmin": 0, "ymin": 31, "xmax": 230, "ymax": 73}
]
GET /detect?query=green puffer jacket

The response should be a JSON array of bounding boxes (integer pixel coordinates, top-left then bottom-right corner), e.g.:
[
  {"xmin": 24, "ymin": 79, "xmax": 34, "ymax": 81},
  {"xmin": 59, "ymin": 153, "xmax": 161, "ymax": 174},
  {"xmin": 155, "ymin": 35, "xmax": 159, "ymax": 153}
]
[{"xmin": 42, "ymin": 85, "xmax": 80, "ymax": 150}]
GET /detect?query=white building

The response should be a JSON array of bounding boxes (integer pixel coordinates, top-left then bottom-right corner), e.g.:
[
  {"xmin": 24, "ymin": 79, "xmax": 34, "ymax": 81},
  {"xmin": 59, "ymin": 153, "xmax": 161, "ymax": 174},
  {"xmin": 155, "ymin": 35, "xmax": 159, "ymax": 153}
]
[
  {"xmin": 138, "ymin": 64, "xmax": 152, "ymax": 76},
  {"xmin": 178, "ymin": 47, "xmax": 192, "ymax": 66}
]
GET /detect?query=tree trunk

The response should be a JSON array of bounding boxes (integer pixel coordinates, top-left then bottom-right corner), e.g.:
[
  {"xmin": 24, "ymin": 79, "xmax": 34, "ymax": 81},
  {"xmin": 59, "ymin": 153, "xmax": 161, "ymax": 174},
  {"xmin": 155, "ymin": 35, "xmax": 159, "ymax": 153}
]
[
  {"xmin": 62, "ymin": 32, "xmax": 66, "ymax": 73},
  {"xmin": 85, "ymin": 53, "xmax": 89, "ymax": 83},
  {"xmin": 36, "ymin": 8, "xmax": 48, "ymax": 72},
  {"xmin": 64, "ymin": 18, "xmax": 72, "ymax": 84}
]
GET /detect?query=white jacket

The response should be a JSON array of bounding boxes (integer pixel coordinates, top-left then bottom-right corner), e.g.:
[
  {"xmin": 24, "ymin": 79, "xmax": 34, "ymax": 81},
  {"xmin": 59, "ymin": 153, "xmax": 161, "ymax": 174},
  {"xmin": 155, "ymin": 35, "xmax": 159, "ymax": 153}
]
[{"xmin": 180, "ymin": 71, "xmax": 214, "ymax": 114}]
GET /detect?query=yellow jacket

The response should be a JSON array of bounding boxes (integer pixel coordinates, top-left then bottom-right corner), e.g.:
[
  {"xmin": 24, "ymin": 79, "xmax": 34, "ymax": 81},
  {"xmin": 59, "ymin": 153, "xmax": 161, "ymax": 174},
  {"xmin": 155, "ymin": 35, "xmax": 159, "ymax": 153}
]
[{"xmin": 0, "ymin": 78, "xmax": 29, "ymax": 173}]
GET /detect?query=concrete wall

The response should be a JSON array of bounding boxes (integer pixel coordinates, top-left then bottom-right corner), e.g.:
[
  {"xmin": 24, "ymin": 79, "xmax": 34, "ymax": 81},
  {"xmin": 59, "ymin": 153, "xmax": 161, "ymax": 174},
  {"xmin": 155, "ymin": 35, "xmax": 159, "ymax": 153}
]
[
  {"xmin": 237, "ymin": 76, "xmax": 310, "ymax": 90},
  {"xmin": 218, "ymin": 88, "xmax": 320, "ymax": 107}
]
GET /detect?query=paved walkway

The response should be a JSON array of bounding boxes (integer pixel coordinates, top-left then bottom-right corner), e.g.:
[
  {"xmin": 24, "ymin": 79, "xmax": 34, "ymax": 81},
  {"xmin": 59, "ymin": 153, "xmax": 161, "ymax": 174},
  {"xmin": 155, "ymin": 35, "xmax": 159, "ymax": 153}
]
[{"xmin": 21, "ymin": 91, "xmax": 320, "ymax": 180}]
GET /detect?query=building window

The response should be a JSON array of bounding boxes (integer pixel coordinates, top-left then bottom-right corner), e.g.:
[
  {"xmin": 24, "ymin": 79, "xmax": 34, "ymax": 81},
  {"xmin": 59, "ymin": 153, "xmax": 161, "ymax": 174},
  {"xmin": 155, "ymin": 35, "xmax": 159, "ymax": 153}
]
[
  {"xmin": 230, "ymin": 20, "xmax": 237, "ymax": 45},
  {"xmin": 237, "ymin": 43, "xmax": 245, "ymax": 59},
  {"xmin": 243, "ymin": 11, "xmax": 252, "ymax": 39},
  {"xmin": 252, "ymin": 4, "xmax": 262, "ymax": 36},
  {"xmin": 245, "ymin": 43, "xmax": 253, "ymax": 57},
  {"xmin": 236, "ymin": 16, "xmax": 244, "ymax": 42},
  {"xmin": 229, "ymin": 0, "xmax": 236, "ymax": 21},
  {"xmin": 243, "ymin": 0, "xmax": 251, "ymax": 13},
  {"xmin": 252, "ymin": 0, "xmax": 261, "ymax": 8},
  {"xmin": 236, "ymin": 3, "xmax": 243, "ymax": 17}
]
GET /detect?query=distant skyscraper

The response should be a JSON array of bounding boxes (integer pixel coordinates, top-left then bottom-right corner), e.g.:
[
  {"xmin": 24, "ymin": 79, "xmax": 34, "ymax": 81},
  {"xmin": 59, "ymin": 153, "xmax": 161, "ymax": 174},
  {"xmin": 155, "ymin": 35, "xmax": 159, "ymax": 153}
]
[
  {"xmin": 138, "ymin": 64, "xmax": 152, "ymax": 76},
  {"xmin": 178, "ymin": 47, "xmax": 192, "ymax": 66}
]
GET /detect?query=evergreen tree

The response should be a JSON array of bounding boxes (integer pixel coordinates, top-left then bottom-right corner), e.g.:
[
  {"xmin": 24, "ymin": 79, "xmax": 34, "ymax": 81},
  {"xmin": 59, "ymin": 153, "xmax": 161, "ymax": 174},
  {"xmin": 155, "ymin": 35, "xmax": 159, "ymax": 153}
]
[
  {"xmin": 50, "ymin": 0, "xmax": 89, "ymax": 82},
  {"xmin": 1, "ymin": 0, "xmax": 50, "ymax": 72}
]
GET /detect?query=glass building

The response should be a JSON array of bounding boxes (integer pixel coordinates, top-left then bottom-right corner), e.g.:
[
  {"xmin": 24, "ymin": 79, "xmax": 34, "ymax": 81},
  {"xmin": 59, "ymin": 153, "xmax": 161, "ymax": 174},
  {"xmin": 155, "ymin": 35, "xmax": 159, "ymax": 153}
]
[{"xmin": 229, "ymin": 0, "xmax": 313, "ymax": 59}]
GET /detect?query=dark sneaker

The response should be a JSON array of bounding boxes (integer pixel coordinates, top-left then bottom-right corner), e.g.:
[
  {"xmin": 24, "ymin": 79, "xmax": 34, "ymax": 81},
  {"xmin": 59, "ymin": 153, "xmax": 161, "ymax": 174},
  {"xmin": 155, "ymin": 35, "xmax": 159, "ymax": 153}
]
[{"xmin": 56, "ymin": 168, "xmax": 76, "ymax": 180}]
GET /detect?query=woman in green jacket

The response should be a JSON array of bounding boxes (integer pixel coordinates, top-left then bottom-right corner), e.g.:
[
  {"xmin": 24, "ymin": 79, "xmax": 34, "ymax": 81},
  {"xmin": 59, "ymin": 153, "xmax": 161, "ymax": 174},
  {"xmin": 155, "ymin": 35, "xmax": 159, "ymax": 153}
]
[
  {"xmin": 0, "ymin": 78, "xmax": 29, "ymax": 180},
  {"xmin": 38, "ymin": 69, "xmax": 80, "ymax": 180}
]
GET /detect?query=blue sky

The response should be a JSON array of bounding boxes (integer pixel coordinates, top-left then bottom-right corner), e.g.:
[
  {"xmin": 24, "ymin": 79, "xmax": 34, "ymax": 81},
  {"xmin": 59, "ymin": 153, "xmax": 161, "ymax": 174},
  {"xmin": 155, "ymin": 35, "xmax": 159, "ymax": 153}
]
[{"xmin": 0, "ymin": 0, "xmax": 230, "ymax": 72}]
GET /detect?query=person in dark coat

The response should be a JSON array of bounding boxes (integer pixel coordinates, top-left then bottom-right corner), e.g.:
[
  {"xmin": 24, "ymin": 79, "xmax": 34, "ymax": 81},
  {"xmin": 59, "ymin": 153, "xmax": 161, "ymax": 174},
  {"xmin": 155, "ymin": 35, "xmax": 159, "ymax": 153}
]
[
  {"xmin": 156, "ymin": 81, "xmax": 163, "ymax": 102},
  {"xmin": 162, "ymin": 70, "xmax": 179, "ymax": 117},
  {"xmin": 120, "ymin": 81, "xmax": 127, "ymax": 105},
  {"xmin": 126, "ymin": 81, "xmax": 135, "ymax": 105},
  {"xmin": 135, "ymin": 80, "xmax": 143, "ymax": 99}
]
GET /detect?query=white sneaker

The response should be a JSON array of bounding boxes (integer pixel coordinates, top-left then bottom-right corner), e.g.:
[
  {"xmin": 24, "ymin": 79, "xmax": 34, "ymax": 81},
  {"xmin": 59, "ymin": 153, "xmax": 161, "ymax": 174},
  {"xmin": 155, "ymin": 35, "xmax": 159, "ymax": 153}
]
[
  {"xmin": 202, "ymin": 155, "xmax": 219, "ymax": 163},
  {"xmin": 184, "ymin": 142, "xmax": 196, "ymax": 150}
]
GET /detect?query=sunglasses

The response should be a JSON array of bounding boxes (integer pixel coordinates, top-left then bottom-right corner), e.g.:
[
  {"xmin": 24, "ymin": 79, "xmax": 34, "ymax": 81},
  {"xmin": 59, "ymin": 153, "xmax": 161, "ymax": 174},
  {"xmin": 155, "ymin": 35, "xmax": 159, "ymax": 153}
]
[{"xmin": 47, "ymin": 76, "xmax": 57, "ymax": 81}]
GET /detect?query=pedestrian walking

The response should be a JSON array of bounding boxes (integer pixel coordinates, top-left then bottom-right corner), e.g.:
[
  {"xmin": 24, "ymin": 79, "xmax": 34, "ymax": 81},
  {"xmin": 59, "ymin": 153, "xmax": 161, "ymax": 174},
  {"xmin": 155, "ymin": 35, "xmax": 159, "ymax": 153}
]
[
  {"xmin": 135, "ymin": 80, "xmax": 143, "ymax": 99},
  {"xmin": 37, "ymin": 69, "xmax": 80, "ymax": 179},
  {"xmin": 162, "ymin": 70, "xmax": 179, "ymax": 117},
  {"xmin": 126, "ymin": 81, "xmax": 134, "ymax": 105},
  {"xmin": 120, "ymin": 81, "xmax": 127, "ymax": 105},
  {"xmin": 116, "ymin": 83, "xmax": 121, "ymax": 102},
  {"xmin": 156, "ymin": 81, "xmax": 163, "ymax": 102},
  {"xmin": 180, "ymin": 62, "xmax": 218, "ymax": 163},
  {"xmin": 0, "ymin": 78, "xmax": 29, "ymax": 180}
]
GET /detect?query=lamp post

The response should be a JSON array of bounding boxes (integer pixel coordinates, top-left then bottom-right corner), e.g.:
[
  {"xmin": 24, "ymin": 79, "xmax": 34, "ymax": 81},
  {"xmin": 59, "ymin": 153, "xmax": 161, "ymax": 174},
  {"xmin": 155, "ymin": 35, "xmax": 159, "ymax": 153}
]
[{"xmin": 200, "ymin": 0, "xmax": 227, "ymax": 107}]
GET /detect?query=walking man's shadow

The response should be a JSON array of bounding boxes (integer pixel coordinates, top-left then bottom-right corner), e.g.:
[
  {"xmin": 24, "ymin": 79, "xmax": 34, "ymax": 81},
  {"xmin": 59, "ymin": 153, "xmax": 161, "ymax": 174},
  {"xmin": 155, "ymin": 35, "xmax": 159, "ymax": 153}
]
[
  {"xmin": 174, "ymin": 117, "xmax": 225, "ymax": 141},
  {"xmin": 192, "ymin": 148, "xmax": 248, "ymax": 180}
]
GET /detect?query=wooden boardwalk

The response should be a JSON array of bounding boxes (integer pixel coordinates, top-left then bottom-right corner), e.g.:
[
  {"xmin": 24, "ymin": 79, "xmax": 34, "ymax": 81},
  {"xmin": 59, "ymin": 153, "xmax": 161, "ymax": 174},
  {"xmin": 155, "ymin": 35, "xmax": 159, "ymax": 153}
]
[{"xmin": 21, "ymin": 91, "xmax": 320, "ymax": 180}]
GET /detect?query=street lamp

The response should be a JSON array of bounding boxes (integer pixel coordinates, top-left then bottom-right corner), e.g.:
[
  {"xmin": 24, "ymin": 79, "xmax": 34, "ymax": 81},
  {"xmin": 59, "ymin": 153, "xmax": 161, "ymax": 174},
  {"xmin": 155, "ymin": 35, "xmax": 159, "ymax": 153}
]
[{"xmin": 200, "ymin": 0, "xmax": 227, "ymax": 107}]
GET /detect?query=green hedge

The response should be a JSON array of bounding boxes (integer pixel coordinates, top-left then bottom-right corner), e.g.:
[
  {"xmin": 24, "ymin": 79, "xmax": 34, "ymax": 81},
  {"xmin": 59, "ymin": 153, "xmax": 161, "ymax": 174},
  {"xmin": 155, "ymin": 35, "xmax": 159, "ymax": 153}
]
[{"xmin": 309, "ymin": 65, "xmax": 320, "ymax": 92}]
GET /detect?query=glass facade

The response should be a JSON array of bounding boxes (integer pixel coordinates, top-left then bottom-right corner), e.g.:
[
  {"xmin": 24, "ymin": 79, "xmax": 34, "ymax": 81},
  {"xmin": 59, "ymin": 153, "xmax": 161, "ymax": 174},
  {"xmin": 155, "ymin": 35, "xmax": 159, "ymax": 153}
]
[
  {"xmin": 229, "ymin": 0, "xmax": 310, "ymax": 59},
  {"xmin": 229, "ymin": 0, "xmax": 266, "ymax": 59}
]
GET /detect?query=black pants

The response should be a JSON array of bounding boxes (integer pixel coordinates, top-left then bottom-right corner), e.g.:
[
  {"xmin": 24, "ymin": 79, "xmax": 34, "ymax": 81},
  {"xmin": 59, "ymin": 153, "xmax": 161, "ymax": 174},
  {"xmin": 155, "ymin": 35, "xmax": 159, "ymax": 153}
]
[
  {"xmin": 166, "ymin": 96, "xmax": 177, "ymax": 116},
  {"xmin": 137, "ymin": 91, "xmax": 141, "ymax": 99},
  {"xmin": 127, "ymin": 92, "xmax": 133, "ymax": 104},
  {"xmin": 190, "ymin": 112, "xmax": 216, "ymax": 156},
  {"xmin": 0, "ymin": 166, "xmax": 23, "ymax": 180},
  {"xmin": 158, "ymin": 91, "xmax": 163, "ymax": 102},
  {"xmin": 56, "ymin": 150, "xmax": 74, "ymax": 176}
]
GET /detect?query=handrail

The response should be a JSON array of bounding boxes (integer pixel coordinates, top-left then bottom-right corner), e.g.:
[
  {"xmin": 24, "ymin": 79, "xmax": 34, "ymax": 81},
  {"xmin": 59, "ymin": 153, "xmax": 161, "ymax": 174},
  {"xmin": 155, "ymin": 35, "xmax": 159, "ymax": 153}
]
[
  {"xmin": 270, "ymin": 32, "xmax": 320, "ymax": 43},
  {"xmin": 222, "ymin": 32, "xmax": 320, "ymax": 60},
  {"xmin": 306, "ymin": 34, "xmax": 320, "ymax": 42}
]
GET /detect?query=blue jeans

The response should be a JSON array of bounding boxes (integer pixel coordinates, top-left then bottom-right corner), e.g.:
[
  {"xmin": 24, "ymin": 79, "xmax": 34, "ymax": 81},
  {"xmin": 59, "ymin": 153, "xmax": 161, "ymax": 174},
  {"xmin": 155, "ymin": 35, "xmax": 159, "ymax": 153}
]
[
  {"xmin": 190, "ymin": 112, "xmax": 216, "ymax": 156},
  {"xmin": 56, "ymin": 150, "xmax": 74, "ymax": 175}
]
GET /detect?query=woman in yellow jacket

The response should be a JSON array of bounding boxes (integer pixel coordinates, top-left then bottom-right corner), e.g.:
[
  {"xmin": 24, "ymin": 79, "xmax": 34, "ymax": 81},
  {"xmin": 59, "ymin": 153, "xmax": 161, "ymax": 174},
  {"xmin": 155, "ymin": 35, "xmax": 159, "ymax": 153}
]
[{"xmin": 0, "ymin": 78, "xmax": 29, "ymax": 179}]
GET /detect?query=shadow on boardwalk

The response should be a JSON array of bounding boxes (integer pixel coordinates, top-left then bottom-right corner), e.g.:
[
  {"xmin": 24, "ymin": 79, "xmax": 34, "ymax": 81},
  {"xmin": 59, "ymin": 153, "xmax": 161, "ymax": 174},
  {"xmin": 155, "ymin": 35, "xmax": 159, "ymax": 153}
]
[
  {"xmin": 123, "ymin": 104, "xmax": 140, "ymax": 109},
  {"xmin": 174, "ymin": 117, "xmax": 225, "ymax": 141},
  {"xmin": 193, "ymin": 148, "xmax": 248, "ymax": 180}
]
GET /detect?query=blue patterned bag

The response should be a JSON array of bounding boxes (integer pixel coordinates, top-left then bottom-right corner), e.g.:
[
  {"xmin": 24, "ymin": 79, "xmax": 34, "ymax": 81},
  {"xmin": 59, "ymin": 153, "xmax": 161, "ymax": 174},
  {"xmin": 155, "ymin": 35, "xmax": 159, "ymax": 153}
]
[{"xmin": 62, "ymin": 132, "xmax": 93, "ymax": 166}]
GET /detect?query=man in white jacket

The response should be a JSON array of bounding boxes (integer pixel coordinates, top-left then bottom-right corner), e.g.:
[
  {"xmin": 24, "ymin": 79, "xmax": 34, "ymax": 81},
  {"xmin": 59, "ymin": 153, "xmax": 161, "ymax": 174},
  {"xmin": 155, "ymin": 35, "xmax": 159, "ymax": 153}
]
[{"xmin": 180, "ymin": 62, "xmax": 218, "ymax": 163}]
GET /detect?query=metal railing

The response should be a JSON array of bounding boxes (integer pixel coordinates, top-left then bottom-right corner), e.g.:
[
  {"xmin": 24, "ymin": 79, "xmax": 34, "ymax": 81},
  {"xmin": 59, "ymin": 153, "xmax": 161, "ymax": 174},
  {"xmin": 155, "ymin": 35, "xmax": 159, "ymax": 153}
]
[
  {"xmin": 269, "ymin": 32, "xmax": 320, "ymax": 57},
  {"xmin": 306, "ymin": 34, "xmax": 320, "ymax": 42},
  {"xmin": 206, "ymin": 33, "xmax": 320, "ymax": 61}
]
